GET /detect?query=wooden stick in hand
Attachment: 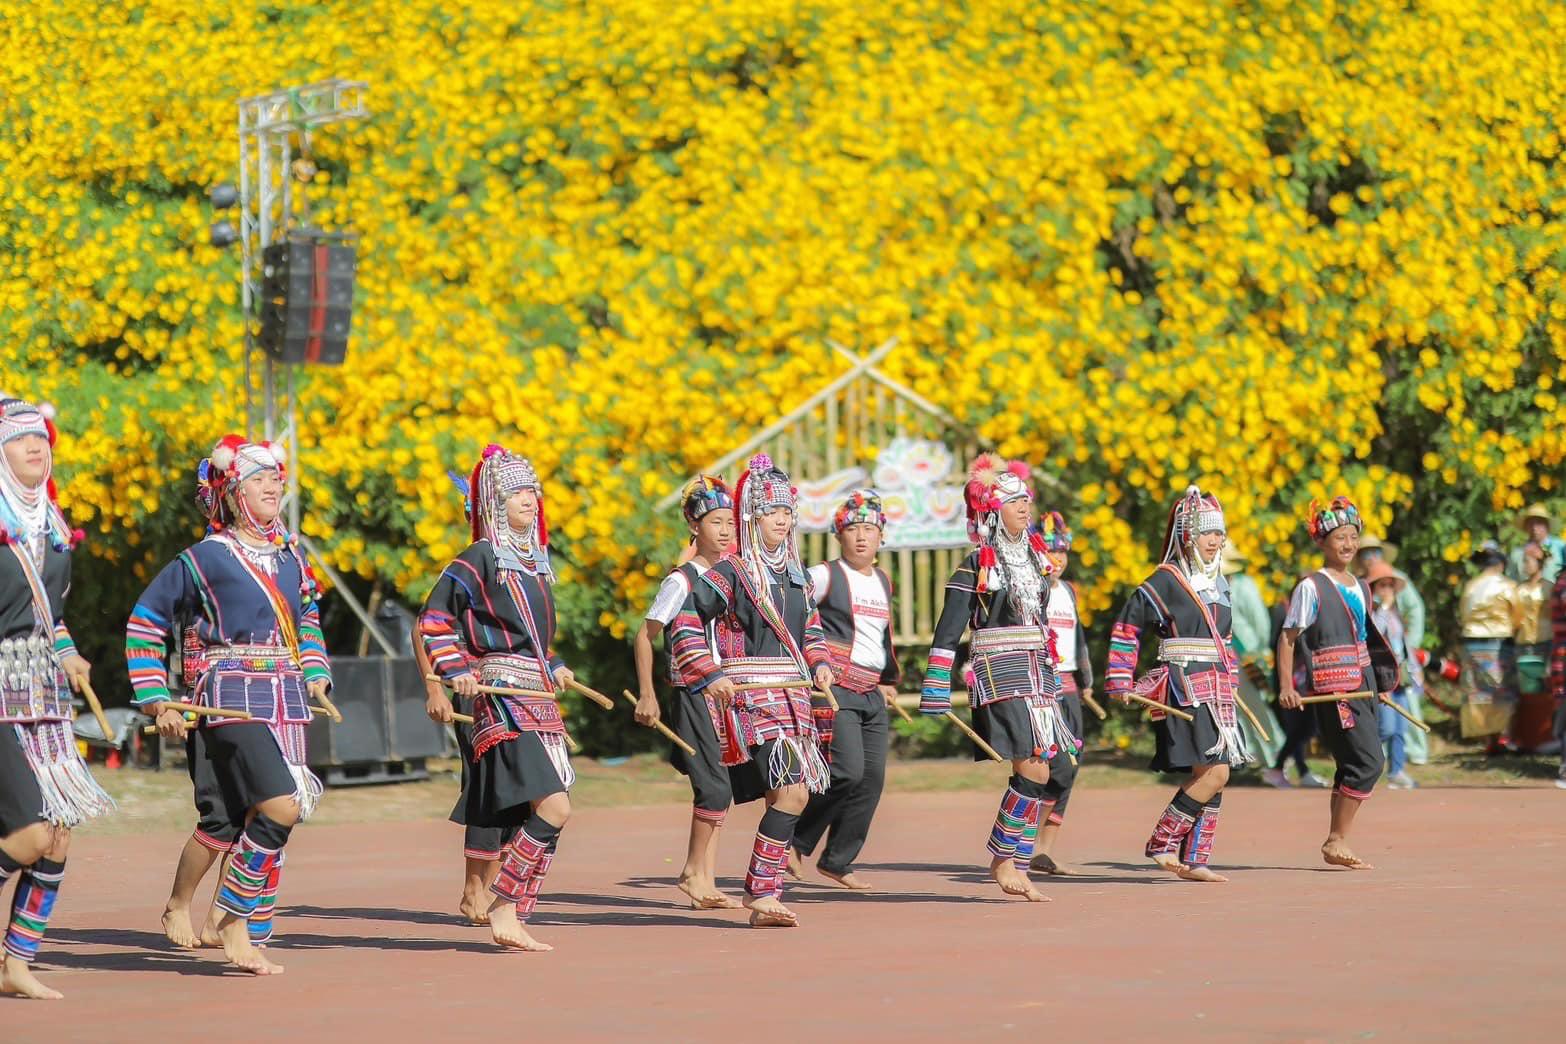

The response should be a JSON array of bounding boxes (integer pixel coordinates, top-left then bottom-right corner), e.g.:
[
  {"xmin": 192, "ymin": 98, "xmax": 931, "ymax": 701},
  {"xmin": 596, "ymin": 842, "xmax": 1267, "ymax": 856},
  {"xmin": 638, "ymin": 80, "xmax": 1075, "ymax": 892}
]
[
  {"xmin": 78, "ymin": 676, "xmax": 115, "ymax": 743},
  {"xmin": 620, "ymin": 690, "xmax": 697, "ymax": 757},
  {"xmin": 563, "ymin": 677, "xmax": 617, "ymax": 711},
  {"xmin": 1120, "ymin": 692, "xmax": 1195, "ymax": 722},
  {"xmin": 425, "ymin": 673, "xmax": 557, "ymax": 700},
  {"xmin": 1298, "ymin": 690, "xmax": 1375, "ymax": 705},
  {"xmin": 886, "ymin": 691, "xmax": 914, "ymax": 723},
  {"xmin": 943, "ymin": 711, "xmax": 1005, "ymax": 763},
  {"xmin": 1079, "ymin": 690, "xmax": 1108, "ymax": 721},
  {"xmin": 1378, "ymin": 693, "xmax": 1431, "ymax": 733},
  {"xmin": 1234, "ymin": 693, "xmax": 1272, "ymax": 744}
]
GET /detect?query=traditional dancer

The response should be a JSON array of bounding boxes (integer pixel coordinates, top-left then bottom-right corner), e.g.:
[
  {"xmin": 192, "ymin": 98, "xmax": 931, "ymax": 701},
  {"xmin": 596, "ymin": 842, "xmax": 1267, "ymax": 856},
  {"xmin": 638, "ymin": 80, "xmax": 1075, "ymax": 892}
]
[
  {"xmin": 420, "ymin": 470, "xmax": 511, "ymax": 925},
  {"xmin": 632, "ymin": 475, "xmax": 744, "ymax": 909},
  {"xmin": 1276, "ymin": 496, "xmax": 1399, "ymax": 870},
  {"xmin": 127, "ymin": 436, "xmax": 328, "ymax": 976},
  {"xmin": 0, "ymin": 396, "xmax": 113, "ymax": 1000},
  {"xmin": 419, "ymin": 444, "xmax": 574, "ymax": 951},
  {"xmin": 792, "ymin": 489, "xmax": 899, "ymax": 891},
  {"xmin": 1105, "ymin": 485, "xmax": 1250, "ymax": 883},
  {"xmin": 920, "ymin": 455, "xmax": 1075, "ymax": 903},
  {"xmin": 416, "ymin": 634, "xmax": 511, "ymax": 924},
  {"xmin": 668, "ymin": 453, "xmax": 835, "ymax": 927},
  {"xmin": 1020, "ymin": 510, "xmax": 1092, "ymax": 877}
]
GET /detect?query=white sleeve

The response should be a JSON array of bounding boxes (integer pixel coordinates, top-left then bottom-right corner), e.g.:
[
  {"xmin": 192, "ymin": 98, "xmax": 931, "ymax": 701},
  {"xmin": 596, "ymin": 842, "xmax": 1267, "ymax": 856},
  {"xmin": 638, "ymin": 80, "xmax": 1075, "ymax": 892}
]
[
  {"xmin": 644, "ymin": 572, "xmax": 691, "ymax": 626},
  {"xmin": 1282, "ymin": 579, "xmax": 1318, "ymax": 631},
  {"xmin": 807, "ymin": 563, "xmax": 830, "ymax": 598}
]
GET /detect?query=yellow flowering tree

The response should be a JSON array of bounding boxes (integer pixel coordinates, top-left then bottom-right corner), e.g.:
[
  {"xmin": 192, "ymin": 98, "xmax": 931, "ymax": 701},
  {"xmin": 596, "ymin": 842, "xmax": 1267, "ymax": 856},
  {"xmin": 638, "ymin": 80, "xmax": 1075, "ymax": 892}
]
[{"xmin": 2, "ymin": 1, "xmax": 1563, "ymax": 735}]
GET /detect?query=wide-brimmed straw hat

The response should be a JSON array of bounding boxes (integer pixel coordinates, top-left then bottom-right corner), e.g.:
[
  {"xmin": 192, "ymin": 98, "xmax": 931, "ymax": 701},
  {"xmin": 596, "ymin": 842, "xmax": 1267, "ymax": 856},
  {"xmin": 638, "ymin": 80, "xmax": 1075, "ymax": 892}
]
[
  {"xmin": 1519, "ymin": 503, "xmax": 1552, "ymax": 529},
  {"xmin": 1356, "ymin": 533, "xmax": 1399, "ymax": 566},
  {"xmin": 1362, "ymin": 558, "xmax": 1405, "ymax": 594}
]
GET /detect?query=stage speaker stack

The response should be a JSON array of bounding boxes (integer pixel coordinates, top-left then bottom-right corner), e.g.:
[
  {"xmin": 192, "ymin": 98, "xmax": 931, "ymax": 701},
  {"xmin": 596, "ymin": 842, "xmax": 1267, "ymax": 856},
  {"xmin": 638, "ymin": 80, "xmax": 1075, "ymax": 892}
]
[{"xmin": 259, "ymin": 230, "xmax": 358, "ymax": 365}]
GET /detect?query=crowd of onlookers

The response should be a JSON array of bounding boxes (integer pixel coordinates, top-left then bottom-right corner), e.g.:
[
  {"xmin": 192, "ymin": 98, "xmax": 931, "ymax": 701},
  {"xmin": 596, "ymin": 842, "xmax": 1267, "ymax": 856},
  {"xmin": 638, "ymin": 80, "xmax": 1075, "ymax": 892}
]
[{"xmin": 1223, "ymin": 504, "xmax": 1566, "ymax": 790}]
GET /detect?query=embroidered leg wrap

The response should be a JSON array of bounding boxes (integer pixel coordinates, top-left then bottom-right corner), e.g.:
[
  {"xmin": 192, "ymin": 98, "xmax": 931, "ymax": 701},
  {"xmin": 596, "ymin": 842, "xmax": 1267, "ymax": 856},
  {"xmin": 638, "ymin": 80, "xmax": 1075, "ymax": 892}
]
[
  {"xmin": 516, "ymin": 845, "xmax": 556, "ymax": 922},
  {"xmin": 745, "ymin": 808, "xmax": 800, "ymax": 900},
  {"xmin": 692, "ymin": 804, "xmax": 728, "ymax": 827},
  {"xmin": 1181, "ymin": 794, "xmax": 1221, "ymax": 867},
  {"xmin": 4, "ymin": 858, "xmax": 66, "ymax": 964},
  {"xmin": 247, "ymin": 851, "xmax": 285, "ymax": 944},
  {"xmin": 492, "ymin": 817, "xmax": 562, "ymax": 904},
  {"xmin": 987, "ymin": 776, "xmax": 1045, "ymax": 861},
  {"xmin": 1013, "ymin": 799, "xmax": 1057, "ymax": 870},
  {"xmin": 215, "ymin": 814, "xmax": 291, "ymax": 919},
  {"xmin": 1146, "ymin": 789, "xmax": 1204, "ymax": 858}
]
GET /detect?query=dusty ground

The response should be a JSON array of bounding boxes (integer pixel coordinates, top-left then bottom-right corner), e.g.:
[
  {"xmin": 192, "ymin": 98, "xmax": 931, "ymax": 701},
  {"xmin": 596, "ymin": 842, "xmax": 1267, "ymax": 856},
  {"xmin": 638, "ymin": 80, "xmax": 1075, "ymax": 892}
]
[{"xmin": 5, "ymin": 775, "xmax": 1562, "ymax": 1041}]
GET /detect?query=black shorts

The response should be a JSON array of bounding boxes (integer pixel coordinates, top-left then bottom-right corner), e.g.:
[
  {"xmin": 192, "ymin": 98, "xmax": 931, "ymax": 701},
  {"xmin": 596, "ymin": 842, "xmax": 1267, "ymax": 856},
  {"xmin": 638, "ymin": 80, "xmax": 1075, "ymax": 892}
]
[
  {"xmin": 1313, "ymin": 698, "xmax": 1385, "ymax": 797},
  {"xmin": 463, "ymin": 730, "xmax": 570, "ymax": 829},
  {"xmin": 187, "ymin": 728, "xmax": 243, "ymax": 844},
  {"xmin": 0, "ymin": 723, "xmax": 45, "ymax": 837},
  {"xmin": 204, "ymin": 722, "xmax": 298, "ymax": 812},
  {"xmin": 668, "ymin": 687, "xmax": 735, "ymax": 814}
]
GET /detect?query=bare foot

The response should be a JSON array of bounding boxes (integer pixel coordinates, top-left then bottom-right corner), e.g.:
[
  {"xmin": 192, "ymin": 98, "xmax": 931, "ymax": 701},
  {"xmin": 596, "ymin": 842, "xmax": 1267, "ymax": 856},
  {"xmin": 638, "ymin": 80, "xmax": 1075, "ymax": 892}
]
[
  {"xmin": 1150, "ymin": 852, "xmax": 1188, "ymax": 876},
  {"xmin": 218, "ymin": 916, "xmax": 284, "ymax": 975},
  {"xmin": 1, "ymin": 956, "xmax": 63, "ymax": 1000},
  {"xmin": 1322, "ymin": 840, "xmax": 1374, "ymax": 870},
  {"xmin": 743, "ymin": 894, "xmax": 799, "ymax": 927},
  {"xmin": 1027, "ymin": 853, "xmax": 1084, "ymax": 877},
  {"xmin": 488, "ymin": 902, "xmax": 552, "ymax": 951},
  {"xmin": 162, "ymin": 904, "xmax": 201, "ymax": 949},
  {"xmin": 1176, "ymin": 865, "xmax": 1229, "ymax": 883},
  {"xmin": 990, "ymin": 857, "xmax": 1050, "ymax": 902},
  {"xmin": 458, "ymin": 891, "xmax": 491, "ymax": 925},
  {"xmin": 783, "ymin": 848, "xmax": 805, "ymax": 882},
  {"xmin": 199, "ymin": 908, "xmax": 223, "ymax": 949},
  {"xmin": 678, "ymin": 876, "xmax": 741, "ymax": 909},
  {"xmin": 817, "ymin": 867, "xmax": 872, "ymax": 891}
]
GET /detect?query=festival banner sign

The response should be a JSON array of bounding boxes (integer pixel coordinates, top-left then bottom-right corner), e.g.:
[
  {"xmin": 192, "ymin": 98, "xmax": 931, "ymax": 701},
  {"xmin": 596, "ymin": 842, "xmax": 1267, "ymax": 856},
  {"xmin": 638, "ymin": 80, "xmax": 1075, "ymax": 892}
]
[{"xmin": 796, "ymin": 437, "xmax": 970, "ymax": 549}]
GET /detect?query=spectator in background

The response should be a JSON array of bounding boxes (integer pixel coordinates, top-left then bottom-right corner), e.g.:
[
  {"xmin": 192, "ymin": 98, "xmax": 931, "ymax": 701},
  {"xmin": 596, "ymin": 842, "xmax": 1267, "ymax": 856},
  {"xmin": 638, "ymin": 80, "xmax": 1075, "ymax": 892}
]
[
  {"xmin": 1264, "ymin": 591, "xmax": 1328, "ymax": 790},
  {"xmin": 1223, "ymin": 547, "xmax": 1282, "ymax": 768},
  {"xmin": 1355, "ymin": 535, "xmax": 1430, "ymax": 765},
  {"xmin": 1508, "ymin": 505, "xmax": 1564, "ymax": 585},
  {"xmin": 1366, "ymin": 560, "xmax": 1421, "ymax": 788},
  {"xmin": 1511, "ymin": 542, "xmax": 1555, "ymax": 750},
  {"xmin": 1459, "ymin": 540, "xmax": 1521, "ymax": 752},
  {"xmin": 1547, "ymin": 566, "xmax": 1566, "ymax": 788}
]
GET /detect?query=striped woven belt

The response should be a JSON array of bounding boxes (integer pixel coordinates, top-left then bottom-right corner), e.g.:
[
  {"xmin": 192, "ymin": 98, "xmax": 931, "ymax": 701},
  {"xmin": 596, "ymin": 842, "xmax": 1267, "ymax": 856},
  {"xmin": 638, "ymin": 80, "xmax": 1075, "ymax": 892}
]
[
  {"xmin": 833, "ymin": 660, "xmax": 883, "ymax": 694},
  {"xmin": 723, "ymin": 656, "xmax": 804, "ymax": 687},
  {"xmin": 971, "ymin": 624, "xmax": 1049, "ymax": 654},
  {"xmin": 208, "ymin": 644, "xmax": 296, "ymax": 670},
  {"xmin": 479, "ymin": 653, "xmax": 550, "ymax": 692},
  {"xmin": 1157, "ymin": 638, "xmax": 1224, "ymax": 664}
]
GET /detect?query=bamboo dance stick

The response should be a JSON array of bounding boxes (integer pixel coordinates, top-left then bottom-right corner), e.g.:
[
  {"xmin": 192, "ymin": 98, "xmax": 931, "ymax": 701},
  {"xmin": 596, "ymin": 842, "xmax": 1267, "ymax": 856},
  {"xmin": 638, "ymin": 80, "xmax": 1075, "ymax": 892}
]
[
  {"xmin": 1120, "ymin": 692, "xmax": 1195, "ymax": 722},
  {"xmin": 77, "ymin": 676, "xmax": 115, "ymax": 742},
  {"xmin": 1378, "ymin": 693, "xmax": 1431, "ymax": 734},
  {"xmin": 563, "ymin": 677, "xmax": 617, "ymax": 711},
  {"xmin": 1235, "ymin": 693, "xmax": 1272, "ymax": 743},
  {"xmin": 1080, "ymin": 690, "xmax": 1109, "ymax": 721},
  {"xmin": 620, "ymin": 689, "xmax": 698, "ymax": 757},
  {"xmin": 425, "ymin": 673, "xmax": 557, "ymax": 700},
  {"xmin": 944, "ymin": 711, "xmax": 1005, "ymax": 763},
  {"xmin": 1297, "ymin": 690, "xmax": 1374, "ymax": 705}
]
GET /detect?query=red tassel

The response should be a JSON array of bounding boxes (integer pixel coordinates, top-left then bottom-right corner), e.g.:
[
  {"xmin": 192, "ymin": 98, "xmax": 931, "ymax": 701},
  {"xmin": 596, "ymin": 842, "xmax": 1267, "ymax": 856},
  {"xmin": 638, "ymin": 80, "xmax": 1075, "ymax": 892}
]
[
  {"xmin": 535, "ymin": 497, "xmax": 549, "ymax": 549},
  {"xmin": 977, "ymin": 545, "xmax": 997, "ymax": 592},
  {"xmin": 732, "ymin": 469, "xmax": 752, "ymax": 558},
  {"xmin": 1028, "ymin": 530, "xmax": 1046, "ymax": 555}
]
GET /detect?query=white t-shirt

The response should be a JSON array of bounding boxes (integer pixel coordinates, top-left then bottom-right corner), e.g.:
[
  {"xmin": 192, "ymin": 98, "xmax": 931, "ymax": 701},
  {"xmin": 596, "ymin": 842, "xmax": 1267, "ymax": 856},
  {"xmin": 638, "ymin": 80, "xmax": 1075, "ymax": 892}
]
[
  {"xmin": 646, "ymin": 563, "xmax": 706, "ymax": 625},
  {"xmin": 809, "ymin": 562, "xmax": 890, "ymax": 671},
  {"xmin": 646, "ymin": 562, "xmax": 719, "ymax": 682},
  {"xmin": 1046, "ymin": 581, "xmax": 1078, "ymax": 673}
]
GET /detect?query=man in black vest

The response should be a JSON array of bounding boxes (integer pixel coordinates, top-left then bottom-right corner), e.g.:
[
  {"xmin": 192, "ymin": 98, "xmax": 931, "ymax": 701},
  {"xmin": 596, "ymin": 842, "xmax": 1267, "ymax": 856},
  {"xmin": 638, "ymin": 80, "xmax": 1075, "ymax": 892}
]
[
  {"xmin": 1277, "ymin": 496, "xmax": 1400, "ymax": 870},
  {"xmin": 791, "ymin": 490, "xmax": 900, "ymax": 890}
]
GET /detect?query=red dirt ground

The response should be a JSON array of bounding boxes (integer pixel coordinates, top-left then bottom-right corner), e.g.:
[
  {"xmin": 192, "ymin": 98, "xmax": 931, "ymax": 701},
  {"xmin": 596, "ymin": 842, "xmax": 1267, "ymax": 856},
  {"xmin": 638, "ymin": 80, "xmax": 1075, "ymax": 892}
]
[{"xmin": 5, "ymin": 785, "xmax": 1561, "ymax": 1041}]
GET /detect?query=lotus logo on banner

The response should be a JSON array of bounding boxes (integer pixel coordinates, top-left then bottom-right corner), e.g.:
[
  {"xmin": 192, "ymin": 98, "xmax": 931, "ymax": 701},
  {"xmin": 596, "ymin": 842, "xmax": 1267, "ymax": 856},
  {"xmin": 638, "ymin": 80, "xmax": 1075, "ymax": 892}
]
[{"xmin": 796, "ymin": 438, "xmax": 970, "ymax": 549}]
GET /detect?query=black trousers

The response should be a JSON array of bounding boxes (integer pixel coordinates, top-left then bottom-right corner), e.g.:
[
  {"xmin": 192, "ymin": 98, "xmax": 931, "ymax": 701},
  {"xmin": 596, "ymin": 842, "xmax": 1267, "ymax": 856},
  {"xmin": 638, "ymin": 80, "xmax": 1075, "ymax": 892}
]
[{"xmin": 793, "ymin": 690, "xmax": 888, "ymax": 874}]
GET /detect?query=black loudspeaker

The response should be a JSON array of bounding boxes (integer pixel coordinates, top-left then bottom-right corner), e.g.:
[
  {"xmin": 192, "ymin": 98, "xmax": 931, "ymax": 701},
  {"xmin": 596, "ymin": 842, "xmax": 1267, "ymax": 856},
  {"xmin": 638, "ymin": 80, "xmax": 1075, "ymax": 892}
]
[{"xmin": 258, "ymin": 231, "xmax": 357, "ymax": 365}]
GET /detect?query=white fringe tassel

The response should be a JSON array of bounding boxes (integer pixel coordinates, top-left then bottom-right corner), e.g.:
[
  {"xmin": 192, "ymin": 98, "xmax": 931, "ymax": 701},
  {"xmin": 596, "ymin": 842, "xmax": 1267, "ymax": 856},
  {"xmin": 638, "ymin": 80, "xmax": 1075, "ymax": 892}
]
[
  {"xmin": 540, "ymin": 732, "xmax": 576, "ymax": 790},
  {"xmin": 766, "ymin": 734, "xmax": 830, "ymax": 795},
  {"xmin": 16, "ymin": 720, "xmax": 115, "ymax": 827}
]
